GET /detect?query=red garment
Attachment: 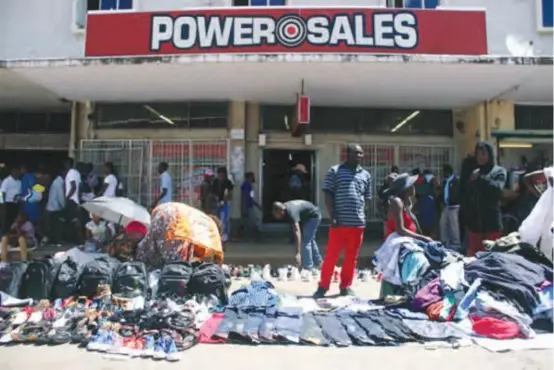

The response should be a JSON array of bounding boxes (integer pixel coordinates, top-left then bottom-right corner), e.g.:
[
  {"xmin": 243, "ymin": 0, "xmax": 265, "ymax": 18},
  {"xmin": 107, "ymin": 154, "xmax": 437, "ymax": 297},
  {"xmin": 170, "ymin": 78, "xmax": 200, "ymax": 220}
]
[
  {"xmin": 319, "ymin": 227, "xmax": 364, "ymax": 290},
  {"xmin": 385, "ymin": 210, "xmax": 417, "ymax": 238},
  {"xmin": 199, "ymin": 313, "xmax": 225, "ymax": 344},
  {"xmin": 124, "ymin": 221, "xmax": 148, "ymax": 238},
  {"xmin": 471, "ymin": 316, "xmax": 522, "ymax": 340},
  {"xmin": 467, "ymin": 231, "xmax": 501, "ymax": 257}
]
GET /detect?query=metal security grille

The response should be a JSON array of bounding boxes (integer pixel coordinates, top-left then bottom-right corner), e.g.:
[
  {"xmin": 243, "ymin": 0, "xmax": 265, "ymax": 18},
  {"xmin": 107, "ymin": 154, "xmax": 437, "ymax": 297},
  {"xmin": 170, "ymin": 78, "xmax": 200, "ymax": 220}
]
[
  {"xmin": 149, "ymin": 140, "xmax": 229, "ymax": 208},
  {"xmin": 339, "ymin": 143, "xmax": 455, "ymax": 221},
  {"xmin": 77, "ymin": 139, "xmax": 229, "ymax": 208},
  {"xmin": 398, "ymin": 145, "xmax": 455, "ymax": 180}
]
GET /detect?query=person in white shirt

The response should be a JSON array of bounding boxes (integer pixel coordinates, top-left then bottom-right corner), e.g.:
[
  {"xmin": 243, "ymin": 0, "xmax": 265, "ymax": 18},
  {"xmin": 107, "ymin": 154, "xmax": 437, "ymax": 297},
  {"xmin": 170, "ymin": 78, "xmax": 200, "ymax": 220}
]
[
  {"xmin": 0, "ymin": 167, "xmax": 21, "ymax": 233},
  {"xmin": 44, "ymin": 168, "xmax": 66, "ymax": 244},
  {"xmin": 64, "ymin": 157, "xmax": 83, "ymax": 243},
  {"xmin": 152, "ymin": 162, "xmax": 172, "ymax": 209},
  {"xmin": 102, "ymin": 162, "xmax": 118, "ymax": 197},
  {"xmin": 84, "ymin": 214, "xmax": 112, "ymax": 253}
]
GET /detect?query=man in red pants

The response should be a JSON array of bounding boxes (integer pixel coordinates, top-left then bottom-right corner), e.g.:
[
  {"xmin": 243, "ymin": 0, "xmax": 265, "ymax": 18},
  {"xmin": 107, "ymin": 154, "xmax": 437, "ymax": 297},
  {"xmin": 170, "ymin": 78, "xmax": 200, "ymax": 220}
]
[{"xmin": 313, "ymin": 143, "xmax": 372, "ymax": 298}]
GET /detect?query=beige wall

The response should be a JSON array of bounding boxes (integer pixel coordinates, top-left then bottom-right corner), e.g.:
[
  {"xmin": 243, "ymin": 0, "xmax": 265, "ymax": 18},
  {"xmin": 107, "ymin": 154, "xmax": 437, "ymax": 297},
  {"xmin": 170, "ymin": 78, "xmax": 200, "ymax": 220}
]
[{"xmin": 452, "ymin": 100, "xmax": 515, "ymax": 163}]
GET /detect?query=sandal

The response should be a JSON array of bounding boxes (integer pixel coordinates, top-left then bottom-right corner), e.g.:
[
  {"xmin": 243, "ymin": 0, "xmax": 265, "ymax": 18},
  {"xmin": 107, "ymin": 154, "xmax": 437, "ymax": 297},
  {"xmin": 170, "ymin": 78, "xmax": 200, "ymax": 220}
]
[
  {"xmin": 18, "ymin": 323, "xmax": 45, "ymax": 343},
  {"xmin": 46, "ymin": 328, "xmax": 73, "ymax": 345}
]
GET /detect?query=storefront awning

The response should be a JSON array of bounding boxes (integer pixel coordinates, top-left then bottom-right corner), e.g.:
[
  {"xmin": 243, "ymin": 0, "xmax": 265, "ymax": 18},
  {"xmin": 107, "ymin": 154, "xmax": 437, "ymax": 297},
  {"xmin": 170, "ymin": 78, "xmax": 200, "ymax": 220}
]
[
  {"xmin": 492, "ymin": 129, "xmax": 553, "ymax": 146},
  {"xmin": 2, "ymin": 54, "xmax": 553, "ymax": 109}
]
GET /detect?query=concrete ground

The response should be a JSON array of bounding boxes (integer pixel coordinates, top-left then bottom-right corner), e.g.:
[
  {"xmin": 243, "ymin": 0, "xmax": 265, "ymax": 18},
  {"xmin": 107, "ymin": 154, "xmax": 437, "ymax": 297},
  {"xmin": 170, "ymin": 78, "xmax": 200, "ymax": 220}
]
[{"xmin": 1, "ymin": 280, "xmax": 552, "ymax": 370}]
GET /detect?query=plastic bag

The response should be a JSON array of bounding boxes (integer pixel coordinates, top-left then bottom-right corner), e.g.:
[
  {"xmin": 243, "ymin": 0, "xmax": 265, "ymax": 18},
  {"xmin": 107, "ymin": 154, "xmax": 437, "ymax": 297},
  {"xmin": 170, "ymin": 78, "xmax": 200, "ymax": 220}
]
[{"xmin": 519, "ymin": 167, "xmax": 553, "ymax": 262}]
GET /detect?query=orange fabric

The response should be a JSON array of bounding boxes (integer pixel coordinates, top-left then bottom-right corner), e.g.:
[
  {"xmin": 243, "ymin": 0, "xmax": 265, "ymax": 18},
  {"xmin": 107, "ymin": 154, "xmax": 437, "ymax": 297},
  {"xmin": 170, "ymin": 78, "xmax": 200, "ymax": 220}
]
[
  {"xmin": 152, "ymin": 202, "xmax": 223, "ymax": 261},
  {"xmin": 385, "ymin": 210, "xmax": 417, "ymax": 238},
  {"xmin": 426, "ymin": 301, "xmax": 444, "ymax": 321}
]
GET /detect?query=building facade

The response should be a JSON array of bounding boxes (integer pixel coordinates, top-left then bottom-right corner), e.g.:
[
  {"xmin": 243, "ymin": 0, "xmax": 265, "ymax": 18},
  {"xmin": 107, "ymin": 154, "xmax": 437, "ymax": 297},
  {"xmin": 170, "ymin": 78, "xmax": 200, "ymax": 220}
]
[{"xmin": 0, "ymin": 0, "xmax": 552, "ymax": 226}]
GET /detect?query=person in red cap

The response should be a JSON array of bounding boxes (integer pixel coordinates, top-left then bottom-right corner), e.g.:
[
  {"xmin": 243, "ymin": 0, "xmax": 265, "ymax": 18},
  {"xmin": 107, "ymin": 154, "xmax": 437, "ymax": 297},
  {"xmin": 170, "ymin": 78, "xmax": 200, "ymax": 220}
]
[{"xmin": 107, "ymin": 220, "xmax": 148, "ymax": 261}]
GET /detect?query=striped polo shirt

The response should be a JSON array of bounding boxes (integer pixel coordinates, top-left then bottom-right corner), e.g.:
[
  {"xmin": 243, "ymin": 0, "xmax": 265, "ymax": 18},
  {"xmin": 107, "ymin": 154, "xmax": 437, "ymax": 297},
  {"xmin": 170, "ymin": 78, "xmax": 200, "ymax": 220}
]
[{"xmin": 322, "ymin": 164, "xmax": 372, "ymax": 227}]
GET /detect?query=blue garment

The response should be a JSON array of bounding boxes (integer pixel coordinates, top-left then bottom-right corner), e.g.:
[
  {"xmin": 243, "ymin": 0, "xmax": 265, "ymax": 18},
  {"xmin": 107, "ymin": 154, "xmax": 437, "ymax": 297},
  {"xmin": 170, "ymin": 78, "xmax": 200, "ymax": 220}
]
[
  {"xmin": 418, "ymin": 195, "xmax": 436, "ymax": 228},
  {"xmin": 443, "ymin": 174, "xmax": 455, "ymax": 204},
  {"xmin": 228, "ymin": 280, "xmax": 277, "ymax": 310},
  {"xmin": 400, "ymin": 252, "xmax": 430, "ymax": 283},
  {"xmin": 300, "ymin": 215, "xmax": 323, "ymax": 269},
  {"xmin": 322, "ymin": 164, "xmax": 371, "ymax": 227},
  {"xmin": 240, "ymin": 181, "xmax": 254, "ymax": 209},
  {"xmin": 21, "ymin": 173, "xmax": 39, "ymax": 223},
  {"xmin": 219, "ymin": 202, "xmax": 230, "ymax": 242}
]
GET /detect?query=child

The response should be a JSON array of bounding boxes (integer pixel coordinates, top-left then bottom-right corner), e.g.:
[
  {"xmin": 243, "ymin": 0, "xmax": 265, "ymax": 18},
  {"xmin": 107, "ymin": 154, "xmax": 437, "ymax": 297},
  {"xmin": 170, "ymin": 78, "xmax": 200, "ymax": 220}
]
[{"xmin": 84, "ymin": 214, "xmax": 112, "ymax": 253}]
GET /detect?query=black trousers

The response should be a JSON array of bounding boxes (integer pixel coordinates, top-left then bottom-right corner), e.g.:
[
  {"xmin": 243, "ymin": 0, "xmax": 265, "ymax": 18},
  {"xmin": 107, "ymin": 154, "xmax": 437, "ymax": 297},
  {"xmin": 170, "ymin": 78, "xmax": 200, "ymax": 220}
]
[{"xmin": 3, "ymin": 202, "xmax": 19, "ymax": 233}]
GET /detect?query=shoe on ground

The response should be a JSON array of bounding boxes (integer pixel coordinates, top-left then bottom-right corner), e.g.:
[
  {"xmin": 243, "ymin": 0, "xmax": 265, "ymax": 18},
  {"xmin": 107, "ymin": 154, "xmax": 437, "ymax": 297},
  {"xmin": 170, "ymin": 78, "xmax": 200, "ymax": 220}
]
[
  {"xmin": 165, "ymin": 337, "xmax": 180, "ymax": 362},
  {"xmin": 141, "ymin": 335, "xmax": 155, "ymax": 358},
  {"xmin": 312, "ymin": 287, "xmax": 327, "ymax": 299},
  {"xmin": 340, "ymin": 287, "xmax": 355, "ymax": 297},
  {"xmin": 152, "ymin": 337, "xmax": 167, "ymax": 360}
]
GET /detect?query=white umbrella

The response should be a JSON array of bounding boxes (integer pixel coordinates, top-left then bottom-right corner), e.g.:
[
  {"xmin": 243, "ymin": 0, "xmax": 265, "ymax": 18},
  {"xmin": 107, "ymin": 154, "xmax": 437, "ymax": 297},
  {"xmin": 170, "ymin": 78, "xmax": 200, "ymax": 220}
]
[{"xmin": 81, "ymin": 196, "xmax": 151, "ymax": 227}]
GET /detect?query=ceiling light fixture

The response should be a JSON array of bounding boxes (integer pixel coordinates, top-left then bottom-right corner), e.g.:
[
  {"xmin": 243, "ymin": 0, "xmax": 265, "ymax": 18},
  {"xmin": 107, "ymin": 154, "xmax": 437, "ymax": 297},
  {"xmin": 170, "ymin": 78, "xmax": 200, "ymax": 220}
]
[
  {"xmin": 143, "ymin": 105, "xmax": 175, "ymax": 125},
  {"xmin": 499, "ymin": 142, "xmax": 534, "ymax": 149},
  {"xmin": 391, "ymin": 111, "xmax": 420, "ymax": 133}
]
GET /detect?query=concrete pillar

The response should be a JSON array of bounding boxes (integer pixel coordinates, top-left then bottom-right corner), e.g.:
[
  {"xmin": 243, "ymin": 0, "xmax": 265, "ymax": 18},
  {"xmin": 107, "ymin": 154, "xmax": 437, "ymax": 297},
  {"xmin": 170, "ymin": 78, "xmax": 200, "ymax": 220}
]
[
  {"xmin": 245, "ymin": 102, "xmax": 261, "ymax": 184},
  {"xmin": 227, "ymin": 101, "xmax": 246, "ymax": 221},
  {"xmin": 453, "ymin": 103, "xmax": 485, "ymax": 167}
]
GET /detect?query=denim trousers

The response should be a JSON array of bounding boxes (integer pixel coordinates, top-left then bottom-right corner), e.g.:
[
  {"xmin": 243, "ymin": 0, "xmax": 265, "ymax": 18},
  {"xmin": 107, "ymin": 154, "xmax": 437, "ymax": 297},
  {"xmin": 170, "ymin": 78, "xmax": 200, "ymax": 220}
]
[
  {"xmin": 301, "ymin": 216, "xmax": 323, "ymax": 270},
  {"xmin": 219, "ymin": 202, "xmax": 231, "ymax": 242}
]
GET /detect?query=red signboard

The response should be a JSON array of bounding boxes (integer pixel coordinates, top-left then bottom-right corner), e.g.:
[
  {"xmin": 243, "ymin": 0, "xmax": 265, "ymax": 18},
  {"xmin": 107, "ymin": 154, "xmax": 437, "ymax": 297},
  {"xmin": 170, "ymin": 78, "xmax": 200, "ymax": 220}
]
[{"xmin": 85, "ymin": 8, "xmax": 487, "ymax": 57}]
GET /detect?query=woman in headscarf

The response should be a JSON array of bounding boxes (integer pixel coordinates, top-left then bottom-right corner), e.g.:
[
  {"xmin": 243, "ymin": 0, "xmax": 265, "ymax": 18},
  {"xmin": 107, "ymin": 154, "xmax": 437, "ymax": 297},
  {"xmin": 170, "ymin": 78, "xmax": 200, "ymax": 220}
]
[
  {"xmin": 107, "ymin": 220, "xmax": 148, "ymax": 261},
  {"xmin": 135, "ymin": 202, "xmax": 223, "ymax": 269}
]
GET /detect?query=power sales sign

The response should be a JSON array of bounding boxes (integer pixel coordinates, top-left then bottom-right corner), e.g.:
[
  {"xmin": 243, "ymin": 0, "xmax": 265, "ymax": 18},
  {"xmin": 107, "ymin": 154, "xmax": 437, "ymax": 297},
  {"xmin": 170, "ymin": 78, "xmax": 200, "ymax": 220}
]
[{"xmin": 85, "ymin": 8, "xmax": 487, "ymax": 57}]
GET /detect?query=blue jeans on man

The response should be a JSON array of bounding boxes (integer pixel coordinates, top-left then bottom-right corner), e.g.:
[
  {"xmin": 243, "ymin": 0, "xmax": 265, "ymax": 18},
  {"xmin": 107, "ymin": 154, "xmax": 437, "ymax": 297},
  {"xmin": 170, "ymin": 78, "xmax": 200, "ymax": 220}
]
[{"xmin": 300, "ymin": 214, "xmax": 323, "ymax": 270}]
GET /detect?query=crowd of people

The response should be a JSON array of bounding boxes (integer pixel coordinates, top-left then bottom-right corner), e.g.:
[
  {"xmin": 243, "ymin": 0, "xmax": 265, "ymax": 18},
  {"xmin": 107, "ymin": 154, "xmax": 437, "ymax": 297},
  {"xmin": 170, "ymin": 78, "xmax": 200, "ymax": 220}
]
[{"xmin": 0, "ymin": 141, "xmax": 552, "ymax": 301}]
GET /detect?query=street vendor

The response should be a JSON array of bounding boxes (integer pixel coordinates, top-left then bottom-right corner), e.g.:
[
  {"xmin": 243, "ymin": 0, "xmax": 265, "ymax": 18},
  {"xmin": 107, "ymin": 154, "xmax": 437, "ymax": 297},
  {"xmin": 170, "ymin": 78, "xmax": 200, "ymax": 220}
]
[{"xmin": 380, "ymin": 173, "xmax": 433, "ymax": 298}]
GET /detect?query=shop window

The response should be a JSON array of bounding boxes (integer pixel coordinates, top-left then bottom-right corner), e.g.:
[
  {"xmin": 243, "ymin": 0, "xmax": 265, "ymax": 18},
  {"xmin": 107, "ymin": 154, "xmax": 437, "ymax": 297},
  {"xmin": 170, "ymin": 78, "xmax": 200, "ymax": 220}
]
[
  {"xmin": 95, "ymin": 102, "xmax": 228, "ymax": 129},
  {"xmin": 515, "ymin": 105, "xmax": 553, "ymax": 130},
  {"xmin": 233, "ymin": 0, "xmax": 286, "ymax": 6},
  {"xmin": 387, "ymin": 0, "xmax": 440, "ymax": 9},
  {"xmin": 311, "ymin": 107, "xmax": 361, "ymax": 132},
  {"xmin": 0, "ymin": 112, "xmax": 70, "ymax": 133},
  {"xmin": 0, "ymin": 113, "xmax": 18, "ymax": 133},
  {"xmin": 538, "ymin": 0, "xmax": 553, "ymax": 31},
  {"xmin": 261, "ymin": 105, "xmax": 293, "ymax": 132},
  {"xmin": 74, "ymin": 0, "xmax": 134, "ymax": 31}
]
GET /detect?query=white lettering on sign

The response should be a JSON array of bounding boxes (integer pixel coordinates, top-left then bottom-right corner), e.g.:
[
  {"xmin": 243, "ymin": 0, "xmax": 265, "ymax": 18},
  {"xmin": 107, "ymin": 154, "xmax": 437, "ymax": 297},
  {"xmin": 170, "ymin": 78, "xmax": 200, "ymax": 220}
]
[{"xmin": 150, "ymin": 12, "xmax": 418, "ymax": 51}]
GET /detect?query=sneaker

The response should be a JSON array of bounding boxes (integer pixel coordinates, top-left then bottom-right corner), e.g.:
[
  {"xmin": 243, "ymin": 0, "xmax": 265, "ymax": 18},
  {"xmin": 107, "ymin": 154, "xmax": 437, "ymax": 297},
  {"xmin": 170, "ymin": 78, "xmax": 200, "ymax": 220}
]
[
  {"xmin": 152, "ymin": 337, "xmax": 167, "ymax": 360},
  {"xmin": 312, "ymin": 287, "xmax": 327, "ymax": 299},
  {"xmin": 340, "ymin": 287, "xmax": 355, "ymax": 297},
  {"xmin": 300, "ymin": 270, "xmax": 312, "ymax": 282},
  {"xmin": 87, "ymin": 330, "xmax": 105, "ymax": 351},
  {"xmin": 165, "ymin": 337, "xmax": 180, "ymax": 362},
  {"xmin": 141, "ymin": 335, "xmax": 155, "ymax": 358}
]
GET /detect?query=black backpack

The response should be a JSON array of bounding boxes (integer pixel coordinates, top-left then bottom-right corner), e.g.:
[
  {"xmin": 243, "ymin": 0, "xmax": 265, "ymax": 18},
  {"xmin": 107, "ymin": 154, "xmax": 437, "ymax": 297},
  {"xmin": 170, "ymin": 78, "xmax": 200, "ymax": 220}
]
[
  {"xmin": 188, "ymin": 263, "xmax": 228, "ymax": 304},
  {"xmin": 0, "ymin": 262, "xmax": 28, "ymax": 298},
  {"xmin": 112, "ymin": 261, "xmax": 148, "ymax": 298},
  {"xmin": 51, "ymin": 257, "xmax": 82, "ymax": 300},
  {"xmin": 19, "ymin": 258, "xmax": 59, "ymax": 301},
  {"xmin": 157, "ymin": 262, "xmax": 193, "ymax": 300},
  {"xmin": 76, "ymin": 256, "xmax": 120, "ymax": 298}
]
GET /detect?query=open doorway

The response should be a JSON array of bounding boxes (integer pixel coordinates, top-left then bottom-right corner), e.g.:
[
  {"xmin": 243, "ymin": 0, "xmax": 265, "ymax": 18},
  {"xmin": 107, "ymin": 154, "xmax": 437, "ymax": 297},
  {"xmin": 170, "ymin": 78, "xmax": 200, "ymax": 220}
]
[{"xmin": 261, "ymin": 149, "xmax": 316, "ymax": 223}]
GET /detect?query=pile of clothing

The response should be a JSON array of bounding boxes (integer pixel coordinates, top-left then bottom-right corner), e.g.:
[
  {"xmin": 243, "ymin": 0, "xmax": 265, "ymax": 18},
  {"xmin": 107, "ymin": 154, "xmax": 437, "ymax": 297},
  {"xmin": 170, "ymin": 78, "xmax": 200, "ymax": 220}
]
[
  {"xmin": 374, "ymin": 232, "xmax": 553, "ymax": 342},
  {"xmin": 198, "ymin": 281, "xmax": 464, "ymax": 347}
]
